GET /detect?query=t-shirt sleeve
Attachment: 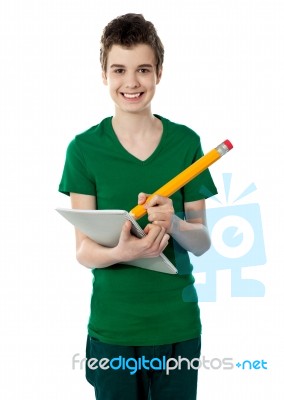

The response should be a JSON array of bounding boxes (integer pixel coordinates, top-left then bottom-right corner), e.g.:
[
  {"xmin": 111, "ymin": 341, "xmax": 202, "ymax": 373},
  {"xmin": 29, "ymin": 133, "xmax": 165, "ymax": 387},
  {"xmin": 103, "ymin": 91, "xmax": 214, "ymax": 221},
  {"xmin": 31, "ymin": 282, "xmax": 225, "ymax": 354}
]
[
  {"xmin": 183, "ymin": 139, "xmax": 218, "ymax": 202},
  {"xmin": 58, "ymin": 138, "xmax": 96, "ymax": 196}
]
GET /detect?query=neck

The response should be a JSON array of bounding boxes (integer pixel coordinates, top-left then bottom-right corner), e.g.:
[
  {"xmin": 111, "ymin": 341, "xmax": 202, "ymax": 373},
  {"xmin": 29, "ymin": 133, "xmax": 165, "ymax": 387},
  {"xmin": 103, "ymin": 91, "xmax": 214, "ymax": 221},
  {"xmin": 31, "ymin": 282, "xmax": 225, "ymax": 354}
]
[{"xmin": 112, "ymin": 109, "xmax": 156, "ymax": 138}]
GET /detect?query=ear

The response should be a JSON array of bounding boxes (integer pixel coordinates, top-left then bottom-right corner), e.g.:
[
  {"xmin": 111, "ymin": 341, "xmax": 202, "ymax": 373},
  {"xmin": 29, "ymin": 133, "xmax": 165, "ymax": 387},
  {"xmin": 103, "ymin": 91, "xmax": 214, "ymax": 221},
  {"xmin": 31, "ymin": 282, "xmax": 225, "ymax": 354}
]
[
  {"xmin": 156, "ymin": 67, "xmax": 163, "ymax": 85},
  {"xmin": 102, "ymin": 70, "xmax": 108, "ymax": 86}
]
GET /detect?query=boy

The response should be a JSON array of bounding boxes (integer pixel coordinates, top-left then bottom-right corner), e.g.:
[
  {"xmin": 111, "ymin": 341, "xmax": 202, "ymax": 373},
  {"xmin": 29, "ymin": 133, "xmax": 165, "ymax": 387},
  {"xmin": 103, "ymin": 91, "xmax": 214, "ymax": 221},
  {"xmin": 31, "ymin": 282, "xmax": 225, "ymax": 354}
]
[{"xmin": 59, "ymin": 13, "xmax": 217, "ymax": 400}]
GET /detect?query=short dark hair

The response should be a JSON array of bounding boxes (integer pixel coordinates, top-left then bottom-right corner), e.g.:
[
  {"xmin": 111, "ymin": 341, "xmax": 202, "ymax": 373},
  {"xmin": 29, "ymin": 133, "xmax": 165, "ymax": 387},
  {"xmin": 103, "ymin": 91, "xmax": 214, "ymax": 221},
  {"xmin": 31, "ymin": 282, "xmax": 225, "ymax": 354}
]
[{"xmin": 100, "ymin": 13, "xmax": 164, "ymax": 73}]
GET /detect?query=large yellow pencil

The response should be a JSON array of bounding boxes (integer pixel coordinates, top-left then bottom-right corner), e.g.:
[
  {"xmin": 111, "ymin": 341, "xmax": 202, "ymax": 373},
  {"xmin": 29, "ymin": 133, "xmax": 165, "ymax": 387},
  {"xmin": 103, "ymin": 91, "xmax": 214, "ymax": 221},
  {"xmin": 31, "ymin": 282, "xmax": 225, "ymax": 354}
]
[{"xmin": 129, "ymin": 140, "xmax": 233, "ymax": 220}]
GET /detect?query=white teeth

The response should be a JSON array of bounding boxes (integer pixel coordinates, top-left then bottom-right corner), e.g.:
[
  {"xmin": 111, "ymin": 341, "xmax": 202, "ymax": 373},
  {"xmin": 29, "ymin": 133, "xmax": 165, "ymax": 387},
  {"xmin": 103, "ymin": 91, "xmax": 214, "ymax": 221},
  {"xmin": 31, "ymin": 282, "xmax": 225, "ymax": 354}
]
[{"xmin": 123, "ymin": 93, "xmax": 141, "ymax": 98}]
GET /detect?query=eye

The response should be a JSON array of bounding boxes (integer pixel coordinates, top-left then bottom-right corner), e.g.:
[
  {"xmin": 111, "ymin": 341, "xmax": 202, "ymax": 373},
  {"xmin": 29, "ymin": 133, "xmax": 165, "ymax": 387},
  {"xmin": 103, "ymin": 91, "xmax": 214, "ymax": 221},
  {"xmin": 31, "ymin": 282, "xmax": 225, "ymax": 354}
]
[
  {"xmin": 114, "ymin": 68, "xmax": 125, "ymax": 74},
  {"xmin": 138, "ymin": 68, "xmax": 150, "ymax": 73}
]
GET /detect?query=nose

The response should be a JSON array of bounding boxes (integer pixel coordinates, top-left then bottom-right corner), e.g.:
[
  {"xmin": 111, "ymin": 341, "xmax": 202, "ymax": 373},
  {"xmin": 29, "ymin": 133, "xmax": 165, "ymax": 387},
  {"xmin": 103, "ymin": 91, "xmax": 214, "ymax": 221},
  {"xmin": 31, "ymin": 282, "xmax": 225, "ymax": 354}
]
[{"xmin": 125, "ymin": 72, "xmax": 140, "ymax": 89}]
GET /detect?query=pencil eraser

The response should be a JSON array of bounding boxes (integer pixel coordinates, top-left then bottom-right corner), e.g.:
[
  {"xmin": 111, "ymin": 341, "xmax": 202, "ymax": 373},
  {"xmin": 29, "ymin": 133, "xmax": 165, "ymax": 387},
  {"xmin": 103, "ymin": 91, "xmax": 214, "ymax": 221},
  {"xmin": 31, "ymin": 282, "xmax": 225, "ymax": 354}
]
[{"xmin": 224, "ymin": 139, "xmax": 233, "ymax": 150}]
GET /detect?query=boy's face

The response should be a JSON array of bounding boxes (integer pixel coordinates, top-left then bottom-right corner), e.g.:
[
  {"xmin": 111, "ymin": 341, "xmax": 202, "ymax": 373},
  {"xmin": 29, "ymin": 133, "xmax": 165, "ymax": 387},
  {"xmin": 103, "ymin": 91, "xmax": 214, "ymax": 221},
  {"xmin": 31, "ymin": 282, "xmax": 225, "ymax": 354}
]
[{"xmin": 102, "ymin": 44, "xmax": 162, "ymax": 115}]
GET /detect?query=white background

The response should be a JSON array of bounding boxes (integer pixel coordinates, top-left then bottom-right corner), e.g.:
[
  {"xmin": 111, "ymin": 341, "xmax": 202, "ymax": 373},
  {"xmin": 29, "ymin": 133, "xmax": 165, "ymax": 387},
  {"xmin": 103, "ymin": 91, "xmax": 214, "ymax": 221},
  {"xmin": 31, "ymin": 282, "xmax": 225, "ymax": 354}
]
[{"xmin": 0, "ymin": 0, "xmax": 283, "ymax": 398}]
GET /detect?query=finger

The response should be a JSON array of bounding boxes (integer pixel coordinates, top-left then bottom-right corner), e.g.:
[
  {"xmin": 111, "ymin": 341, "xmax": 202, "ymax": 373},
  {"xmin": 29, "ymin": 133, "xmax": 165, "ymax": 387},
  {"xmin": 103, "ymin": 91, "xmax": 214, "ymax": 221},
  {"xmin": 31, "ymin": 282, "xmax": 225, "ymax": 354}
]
[
  {"xmin": 159, "ymin": 233, "xmax": 170, "ymax": 251},
  {"xmin": 147, "ymin": 211, "xmax": 167, "ymax": 223},
  {"xmin": 150, "ymin": 227, "xmax": 169, "ymax": 253},
  {"xmin": 143, "ymin": 223, "xmax": 164, "ymax": 242},
  {"xmin": 148, "ymin": 224, "xmax": 168, "ymax": 248},
  {"xmin": 138, "ymin": 192, "xmax": 150, "ymax": 205},
  {"xmin": 120, "ymin": 220, "xmax": 132, "ymax": 241},
  {"xmin": 143, "ymin": 224, "xmax": 169, "ymax": 253},
  {"xmin": 146, "ymin": 195, "xmax": 170, "ymax": 208},
  {"xmin": 144, "ymin": 223, "xmax": 162, "ymax": 235}
]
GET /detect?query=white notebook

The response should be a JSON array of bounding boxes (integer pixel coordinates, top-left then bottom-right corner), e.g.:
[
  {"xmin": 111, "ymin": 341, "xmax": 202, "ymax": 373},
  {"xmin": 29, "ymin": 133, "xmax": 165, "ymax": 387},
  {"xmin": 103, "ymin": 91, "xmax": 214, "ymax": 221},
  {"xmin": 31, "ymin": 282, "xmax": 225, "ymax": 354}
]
[{"xmin": 56, "ymin": 208, "xmax": 178, "ymax": 274}]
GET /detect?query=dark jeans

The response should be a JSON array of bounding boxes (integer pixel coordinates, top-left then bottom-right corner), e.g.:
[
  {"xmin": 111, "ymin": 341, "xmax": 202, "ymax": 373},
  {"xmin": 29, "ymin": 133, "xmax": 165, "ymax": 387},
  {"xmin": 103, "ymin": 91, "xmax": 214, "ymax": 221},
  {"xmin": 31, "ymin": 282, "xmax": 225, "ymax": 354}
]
[{"xmin": 86, "ymin": 335, "xmax": 201, "ymax": 400}]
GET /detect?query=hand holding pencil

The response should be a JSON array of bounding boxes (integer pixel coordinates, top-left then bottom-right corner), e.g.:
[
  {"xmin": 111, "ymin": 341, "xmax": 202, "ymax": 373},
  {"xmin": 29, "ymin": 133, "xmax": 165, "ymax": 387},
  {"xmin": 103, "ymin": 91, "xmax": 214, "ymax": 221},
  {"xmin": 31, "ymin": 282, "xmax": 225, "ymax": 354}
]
[{"xmin": 129, "ymin": 140, "xmax": 233, "ymax": 220}]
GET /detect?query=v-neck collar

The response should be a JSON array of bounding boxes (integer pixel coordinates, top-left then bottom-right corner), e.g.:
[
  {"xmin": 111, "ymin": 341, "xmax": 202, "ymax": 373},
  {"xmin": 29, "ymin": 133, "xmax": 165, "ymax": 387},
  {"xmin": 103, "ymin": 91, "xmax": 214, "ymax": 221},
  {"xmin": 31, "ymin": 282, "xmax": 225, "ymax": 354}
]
[{"xmin": 107, "ymin": 114, "xmax": 167, "ymax": 165}]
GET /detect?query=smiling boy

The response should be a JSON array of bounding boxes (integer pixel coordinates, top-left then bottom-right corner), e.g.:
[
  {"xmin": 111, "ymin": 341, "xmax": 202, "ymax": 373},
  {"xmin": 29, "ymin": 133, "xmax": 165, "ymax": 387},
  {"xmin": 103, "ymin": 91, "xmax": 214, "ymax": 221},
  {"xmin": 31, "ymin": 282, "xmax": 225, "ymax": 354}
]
[{"xmin": 59, "ymin": 13, "xmax": 217, "ymax": 400}]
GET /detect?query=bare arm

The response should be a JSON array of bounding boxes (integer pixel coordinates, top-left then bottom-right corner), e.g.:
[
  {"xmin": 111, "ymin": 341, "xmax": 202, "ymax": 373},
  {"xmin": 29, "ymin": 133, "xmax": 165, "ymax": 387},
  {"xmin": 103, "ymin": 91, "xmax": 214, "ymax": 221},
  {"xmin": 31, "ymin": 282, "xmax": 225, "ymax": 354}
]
[
  {"xmin": 169, "ymin": 200, "xmax": 211, "ymax": 256},
  {"xmin": 70, "ymin": 193, "xmax": 170, "ymax": 269}
]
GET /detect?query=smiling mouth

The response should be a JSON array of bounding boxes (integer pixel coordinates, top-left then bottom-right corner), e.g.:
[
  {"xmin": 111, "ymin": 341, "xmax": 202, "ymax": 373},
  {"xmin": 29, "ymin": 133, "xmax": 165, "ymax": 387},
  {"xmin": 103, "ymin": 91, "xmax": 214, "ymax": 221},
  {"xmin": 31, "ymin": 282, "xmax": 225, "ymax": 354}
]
[{"xmin": 121, "ymin": 92, "xmax": 144, "ymax": 99}]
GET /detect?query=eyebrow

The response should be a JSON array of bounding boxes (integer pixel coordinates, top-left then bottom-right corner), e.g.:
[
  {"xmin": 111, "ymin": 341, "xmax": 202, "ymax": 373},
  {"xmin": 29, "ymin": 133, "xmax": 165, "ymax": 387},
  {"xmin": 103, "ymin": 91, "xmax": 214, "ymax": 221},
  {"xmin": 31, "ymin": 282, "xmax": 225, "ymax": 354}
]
[
  {"xmin": 137, "ymin": 64, "xmax": 154, "ymax": 68},
  {"xmin": 110, "ymin": 64, "xmax": 154, "ymax": 69}
]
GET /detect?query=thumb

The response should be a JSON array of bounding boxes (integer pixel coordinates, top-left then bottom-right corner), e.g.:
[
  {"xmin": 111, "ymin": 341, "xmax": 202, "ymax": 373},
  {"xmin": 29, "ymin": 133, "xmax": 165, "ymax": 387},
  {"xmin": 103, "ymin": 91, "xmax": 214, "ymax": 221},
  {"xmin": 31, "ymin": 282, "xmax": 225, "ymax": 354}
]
[{"xmin": 120, "ymin": 220, "xmax": 132, "ymax": 241}]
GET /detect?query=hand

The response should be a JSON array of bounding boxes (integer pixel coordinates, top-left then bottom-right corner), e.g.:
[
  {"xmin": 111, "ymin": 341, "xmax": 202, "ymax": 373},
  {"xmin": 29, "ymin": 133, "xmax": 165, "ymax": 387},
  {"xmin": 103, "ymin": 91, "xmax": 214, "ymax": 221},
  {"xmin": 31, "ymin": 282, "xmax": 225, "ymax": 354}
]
[
  {"xmin": 138, "ymin": 192, "xmax": 175, "ymax": 233},
  {"xmin": 113, "ymin": 220, "xmax": 170, "ymax": 262}
]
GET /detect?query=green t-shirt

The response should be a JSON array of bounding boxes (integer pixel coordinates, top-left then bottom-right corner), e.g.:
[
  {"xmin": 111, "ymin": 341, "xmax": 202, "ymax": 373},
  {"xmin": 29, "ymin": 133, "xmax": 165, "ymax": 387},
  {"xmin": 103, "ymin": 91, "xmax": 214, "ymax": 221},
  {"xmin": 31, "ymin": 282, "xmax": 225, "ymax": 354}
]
[{"xmin": 59, "ymin": 115, "xmax": 217, "ymax": 345}]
